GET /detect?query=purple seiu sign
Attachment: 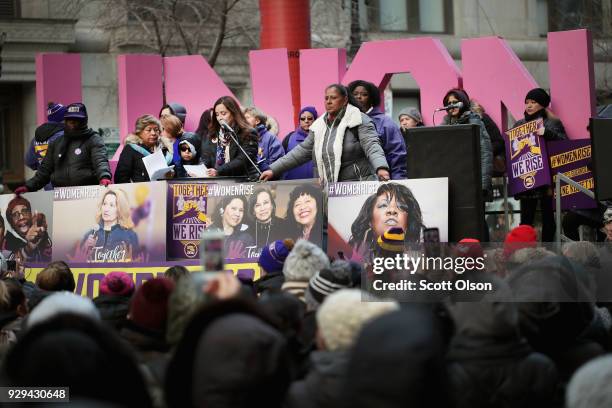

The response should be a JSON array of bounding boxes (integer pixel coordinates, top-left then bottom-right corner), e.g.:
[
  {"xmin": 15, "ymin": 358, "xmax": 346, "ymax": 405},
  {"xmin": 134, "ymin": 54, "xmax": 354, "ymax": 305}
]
[
  {"xmin": 505, "ymin": 118, "xmax": 551, "ymax": 195},
  {"xmin": 547, "ymin": 139, "xmax": 597, "ymax": 210},
  {"xmin": 166, "ymin": 182, "xmax": 209, "ymax": 260}
]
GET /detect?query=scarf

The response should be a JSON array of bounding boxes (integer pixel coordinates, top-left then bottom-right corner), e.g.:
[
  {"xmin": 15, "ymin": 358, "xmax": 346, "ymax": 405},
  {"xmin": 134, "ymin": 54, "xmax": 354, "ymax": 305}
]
[
  {"xmin": 215, "ymin": 130, "xmax": 231, "ymax": 167},
  {"xmin": 309, "ymin": 104, "xmax": 363, "ymax": 183}
]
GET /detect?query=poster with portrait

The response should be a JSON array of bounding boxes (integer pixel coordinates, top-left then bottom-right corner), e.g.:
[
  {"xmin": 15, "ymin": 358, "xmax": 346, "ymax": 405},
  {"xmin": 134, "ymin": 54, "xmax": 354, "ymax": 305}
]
[
  {"xmin": 52, "ymin": 182, "xmax": 167, "ymax": 263},
  {"xmin": 166, "ymin": 179, "xmax": 324, "ymax": 262},
  {"xmin": 505, "ymin": 118, "xmax": 551, "ymax": 195},
  {"xmin": 327, "ymin": 179, "xmax": 448, "ymax": 260},
  {"xmin": 0, "ymin": 191, "xmax": 54, "ymax": 265},
  {"xmin": 548, "ymin": 139, "xmax": 597, "ymax": 210}
]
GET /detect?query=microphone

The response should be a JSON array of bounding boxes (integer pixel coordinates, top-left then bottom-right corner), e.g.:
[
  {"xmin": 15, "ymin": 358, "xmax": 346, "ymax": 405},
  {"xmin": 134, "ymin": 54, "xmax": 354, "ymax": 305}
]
[
  {"xmin": 91, "ymin": 224, "xmax": 100, "ymax": 240},
  {"xmin": 218, "ymin": 119, "xmax": 233, "ymax": 132},
  {"xmin": 435, "ymin": 101, "xmax": 463, "ymax": 112},
  {"xmin": 216, "ymin": 119, "xmax": 263, "ymax": 179}
]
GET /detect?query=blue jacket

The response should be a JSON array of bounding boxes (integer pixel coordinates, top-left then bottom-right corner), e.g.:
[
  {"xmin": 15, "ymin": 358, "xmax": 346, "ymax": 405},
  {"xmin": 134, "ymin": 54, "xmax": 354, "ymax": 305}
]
[
  {"xmin": 282, "ymin": 129, "xmax": 314, "ymax": 180},
  {"xmin": 26, "ymin": 122, "xmax": 65, "ymax": 190},
  {"xmin": 256, "ymin": 124, "xmax": 285, "ymax": 172},
  {"xmin": 81, "ymin": 223, "xmax": 139, "ymax": 262},
  {"xmin": 367, "ymin": 108, "xmax": 408, "ymax": 180}
]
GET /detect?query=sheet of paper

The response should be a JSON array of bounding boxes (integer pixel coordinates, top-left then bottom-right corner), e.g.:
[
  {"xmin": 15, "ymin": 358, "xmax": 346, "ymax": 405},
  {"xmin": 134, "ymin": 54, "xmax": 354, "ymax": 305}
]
[
  {"xmin": 142, "ymin": 149, "xmax": 169, "ymax": 179},
  {"xmin": 150, "ymin": 165, "xmax": 174, "ymax": 181},
  {"xmin": 183, "ymin": 164, "xmax": 209, "ymax": 178}
]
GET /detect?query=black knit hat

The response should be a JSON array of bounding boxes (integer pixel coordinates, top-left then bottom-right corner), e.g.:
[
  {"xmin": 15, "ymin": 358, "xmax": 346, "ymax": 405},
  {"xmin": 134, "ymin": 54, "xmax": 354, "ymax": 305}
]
[
  {"xmin": 525, "ymin": 88, "xmax": 550, "ymax": 108},
  {"xmin": 307, "ymin": 261, "xmax": 352, "ymax": 304}
]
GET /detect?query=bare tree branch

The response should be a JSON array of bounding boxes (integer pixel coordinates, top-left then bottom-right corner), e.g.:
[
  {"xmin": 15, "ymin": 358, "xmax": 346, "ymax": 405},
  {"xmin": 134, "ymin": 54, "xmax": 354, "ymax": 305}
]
[{"xmin": 208, "ymin": 0, "xmax": 228, "ymax": 67}]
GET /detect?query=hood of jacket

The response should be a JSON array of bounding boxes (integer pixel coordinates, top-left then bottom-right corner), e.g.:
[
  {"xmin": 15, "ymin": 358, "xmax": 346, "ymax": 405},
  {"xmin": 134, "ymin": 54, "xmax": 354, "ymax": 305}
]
[
  {"xmin": 35, "ymin": 123, "xmax": 64, "ymax": 143},
  {"xmin": 342, "ymin": 307, "xmax": 451, "ymax": 408}
]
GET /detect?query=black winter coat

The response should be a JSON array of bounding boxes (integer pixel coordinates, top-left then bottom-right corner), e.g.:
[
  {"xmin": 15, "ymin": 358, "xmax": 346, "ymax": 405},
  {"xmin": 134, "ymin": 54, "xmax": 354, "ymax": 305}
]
[
  {"xmin": 201, "ymin": 129, "xmax": 259, "ymax": 179},
  {"xmin": 93, "ymin": 295, "xmax": 131, "ymax": 330},
  {"xmin": 25, "ymin": 129, "xmax": 111, "ymax": 191},
  {"xmin": 285, "ymin": 351, "xmax": 349, "ymax": 408},
  {"xmin": 114, "ymin": 134, "xmax": 172, "ymax": 184}
]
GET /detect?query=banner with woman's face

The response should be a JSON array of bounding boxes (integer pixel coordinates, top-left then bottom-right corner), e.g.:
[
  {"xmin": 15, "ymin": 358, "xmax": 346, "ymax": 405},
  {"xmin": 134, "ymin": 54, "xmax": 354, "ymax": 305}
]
[
  {"xmin": 166, "ymin": 179, "xmax": 324, "ymax": 262},
  {"xmin": 327, "ymin": 179, "xmax": 449, "ymax": 261},
  {"xmin": 0, "ymin": 191, "xmax": 54, "ymax": 266},
  {"xmin": 52, "ymin": 183, "xmax": 167, "ymax": 264}
]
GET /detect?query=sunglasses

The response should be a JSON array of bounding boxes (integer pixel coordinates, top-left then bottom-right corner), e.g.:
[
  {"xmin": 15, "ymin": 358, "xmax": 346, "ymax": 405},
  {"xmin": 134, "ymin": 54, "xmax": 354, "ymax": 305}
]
[
  {"xmin": 300, "ymin": 117, "xmax": 314, "ymax": 122},
  {"xmin": 180, "ymin": 145, "xmax": 191, "ymax": 152}
]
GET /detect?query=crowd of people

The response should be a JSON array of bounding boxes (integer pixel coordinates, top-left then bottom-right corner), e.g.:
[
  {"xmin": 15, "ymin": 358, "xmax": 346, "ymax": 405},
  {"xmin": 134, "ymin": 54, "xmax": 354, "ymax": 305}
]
[{"xmin": 1, "ymin": 222, "xmax": 612, "ymax": 406}]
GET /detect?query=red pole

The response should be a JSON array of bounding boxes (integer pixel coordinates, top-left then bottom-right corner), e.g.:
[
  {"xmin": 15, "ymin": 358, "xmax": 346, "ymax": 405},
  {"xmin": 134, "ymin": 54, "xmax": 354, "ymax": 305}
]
[{"xmin": 259, "ymin": 0, "xmax": 311, "ymax": 124}]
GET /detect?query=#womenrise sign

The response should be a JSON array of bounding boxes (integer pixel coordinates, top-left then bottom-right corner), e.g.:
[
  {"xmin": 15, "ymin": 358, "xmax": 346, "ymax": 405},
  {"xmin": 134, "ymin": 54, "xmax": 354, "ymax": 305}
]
[{"xmin": 52, "ymin": 183, "xmax": 167, "ymax": 264}]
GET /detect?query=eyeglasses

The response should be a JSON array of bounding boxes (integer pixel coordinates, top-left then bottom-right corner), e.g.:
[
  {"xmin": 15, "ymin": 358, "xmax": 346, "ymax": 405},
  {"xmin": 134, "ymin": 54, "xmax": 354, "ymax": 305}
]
[
  {"xmin": 300, "ymin": 117, "xmax": 314, "ymax": 122},
  {"xmin": 11, "ymin": 208, "xmax": 31, "ymax": 221}
]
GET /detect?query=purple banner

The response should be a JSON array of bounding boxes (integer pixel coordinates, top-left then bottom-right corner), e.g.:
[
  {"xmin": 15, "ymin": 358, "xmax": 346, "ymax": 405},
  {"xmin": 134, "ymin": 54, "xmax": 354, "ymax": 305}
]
[
  {"xmin": 548, "ymin": 139, "xmax": 597, "ymax": 210},
  {"xmin": 166, "ymin": 179, "xmax": 324, "ymax": 262},
  {"xmin": 505, "ymin": 118, "xmax": 551, "ymax": 195}
]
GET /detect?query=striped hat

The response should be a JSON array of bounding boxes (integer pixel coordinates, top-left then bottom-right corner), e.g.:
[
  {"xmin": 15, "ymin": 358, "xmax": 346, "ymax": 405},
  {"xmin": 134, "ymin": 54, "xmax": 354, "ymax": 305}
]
[
  {"xmin": 307, "ymin": 261, "xmax": 352, "ymax": 304},
  {"xmin": 376, "ymin": 227, "xmax": 405, "ymax": 252}
]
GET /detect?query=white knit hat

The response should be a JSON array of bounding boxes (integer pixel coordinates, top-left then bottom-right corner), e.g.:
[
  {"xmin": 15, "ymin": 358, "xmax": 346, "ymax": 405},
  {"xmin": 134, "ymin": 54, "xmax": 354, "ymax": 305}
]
[
  {"xmin": 282, "ymin": 239, "xmax": 330, "ymax": 282},
  {"xmin": 316, "ymin": 289, "xmax": 399, "ymax": 351},
  {"xmin": 567, "ymin": 355, "xmax": 612, "ymax": 408},
  {"xmin": 27, "ymin": 292, "xmax": 100, "ymax": 329}
]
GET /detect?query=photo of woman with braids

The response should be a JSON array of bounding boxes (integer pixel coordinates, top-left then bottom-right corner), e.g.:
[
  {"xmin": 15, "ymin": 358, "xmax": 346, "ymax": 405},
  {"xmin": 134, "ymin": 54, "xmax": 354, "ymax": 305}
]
[{"xmin": 349, "ymin": 183, "xmax": 424, "ymax": 260}]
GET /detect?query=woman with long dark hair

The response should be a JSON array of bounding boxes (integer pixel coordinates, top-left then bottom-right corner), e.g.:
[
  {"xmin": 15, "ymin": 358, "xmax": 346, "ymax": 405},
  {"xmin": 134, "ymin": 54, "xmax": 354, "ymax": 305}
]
[
  {"xmin": 349, "ymin": 183, "xmax": 424, "ymax": 259},
  {"xmin": 260, "ymin": 84, "xmax": 389, "ymax": 183},
  {"xmin": 210, "ymin": 195, "xmax": 255, "ymax": 258},
  {"xmin": 247, "ymin": 186, "xmax": 286, "ymax": 251},
  {"xmin": 285, "ymin": 184, "xmax": 323, "ymax": 244},
  {"xmin": 203, "ymin": 96, "xmax": 259, "ymax": 179}
]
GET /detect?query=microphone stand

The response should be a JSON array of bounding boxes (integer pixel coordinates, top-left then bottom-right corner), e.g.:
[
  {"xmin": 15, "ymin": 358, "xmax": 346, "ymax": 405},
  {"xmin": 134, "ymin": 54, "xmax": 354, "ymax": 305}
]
[{"xmin": 220, "ymin": 124, "xmax": 263, "ymax": 180}]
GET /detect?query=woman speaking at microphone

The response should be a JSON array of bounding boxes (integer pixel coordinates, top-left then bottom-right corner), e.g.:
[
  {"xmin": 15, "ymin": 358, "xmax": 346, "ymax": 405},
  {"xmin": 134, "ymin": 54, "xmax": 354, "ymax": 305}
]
[{"xmin": 203, "ymin": 96, "xmax": 260, "ymax": 179}]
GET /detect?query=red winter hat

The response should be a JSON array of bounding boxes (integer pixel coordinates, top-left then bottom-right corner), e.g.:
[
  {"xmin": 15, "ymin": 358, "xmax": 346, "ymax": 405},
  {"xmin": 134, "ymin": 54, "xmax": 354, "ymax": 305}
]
[
  {"xmin": 129, "ymin": 278, "xmax": 175, "ymax": 333},
  {"xmin": 503, "ymin": 225, "xmax": 537, "ymax": 259},
  {"xmin": 100, "ymin": 272, "xmax": 135, "ymax": 297},
  {"xmin": 456, "ymin": 238, "xmax": 484, "ymax": 260}
]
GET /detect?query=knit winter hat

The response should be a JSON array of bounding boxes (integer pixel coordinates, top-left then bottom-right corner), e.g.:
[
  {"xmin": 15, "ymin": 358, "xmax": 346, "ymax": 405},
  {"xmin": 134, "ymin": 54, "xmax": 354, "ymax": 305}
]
[
  {"xmin": 166, "ymin": 103, "xmax": 187, "ymax": 125},
  {"xmin": 299, "ymin": 106, "xmax": 318, "ymax": 121},
  {"xmin": 603, "ymin": 207, "xmax": 612, "ymax": 225},
  {"xmin": 27, "ymin": 292, "xmax": 100, "ymax": 329},
  {"xmin": 47, "ymin": 102, "xmax": 67, "ymax": 123},
  {"xmin": 503, "ymin": 224, "xmax": 538, "ymax": 259},
  {"xmin": 99, "ymin": 272, "xmax": 135, "ymax": 297},
  {"xmin": 456, "ymin": 238, "xmax": 484, "ymax": 260},
  {"xmin": 259, "ymin": 239, "xmax": 295, "ymax": 274},
  {"xmin": 316, "ymin": 289, "xmax": 399, "ymax": 351},
  {"xmin": 377, "ymin": 227, "xmax": 405, "ymax": 253},
  {"xmin": 129, "ymin": 277, "xmax": 175, "ymax": 333},
  {"xmin": 179, "ymin": 139, "xmax": 197, "ymax": 157},
  {"xmin": 398, "ymin": 107, "xmax": 423, "ymax": 124},
  {"xmin": 525, "ymin": 88, "xmax": 551, "ymax": 108},
  {"xmin": 283, "ymin": 239, "xmax": 330, "ymax": 282},
  {"xmin": 307, "ymin": 260, "xmax": 353, "ymax": 304}
]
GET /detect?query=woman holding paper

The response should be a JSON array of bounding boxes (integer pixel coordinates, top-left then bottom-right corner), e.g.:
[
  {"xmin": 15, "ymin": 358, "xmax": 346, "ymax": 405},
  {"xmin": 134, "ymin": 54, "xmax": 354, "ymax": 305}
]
[
  {"xmin": 513, "ymin": 88, "xmax": 567, "ymax": 242},
  {"xmin": 114, "ymin": 114, "xmax": 174, "ymax": 183}
]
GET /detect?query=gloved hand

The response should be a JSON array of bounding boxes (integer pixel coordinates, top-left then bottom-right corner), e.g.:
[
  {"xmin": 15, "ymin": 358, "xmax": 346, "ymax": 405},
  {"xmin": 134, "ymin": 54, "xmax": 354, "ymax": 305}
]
[
  {"xmin": 99, "ymin": 178, "xmax": 112, "ymax": 187},
  {"xmin": 14, "ymin": 186, "xmax": 29, "ymax": 196}
]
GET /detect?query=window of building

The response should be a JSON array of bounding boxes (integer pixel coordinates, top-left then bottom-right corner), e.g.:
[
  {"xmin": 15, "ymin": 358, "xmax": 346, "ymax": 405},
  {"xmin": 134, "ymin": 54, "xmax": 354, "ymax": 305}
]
[
  {"xmin": 0, "ymin": 85, "xmax": 24, "ymax": 184},
  {"xmin": 548, "ymin": 0, "xmax": 612, "ymax": 37},
  {"xmin": 0, "ymin": 0, "xmax": 19, "ymax": 18},
  {"xmin": 536, "ymin": 0, "xmax": 549, "ymax": 37},
  {"xmin": 366, "ymin": 0, "xmax": 453, "ymax": 34}
]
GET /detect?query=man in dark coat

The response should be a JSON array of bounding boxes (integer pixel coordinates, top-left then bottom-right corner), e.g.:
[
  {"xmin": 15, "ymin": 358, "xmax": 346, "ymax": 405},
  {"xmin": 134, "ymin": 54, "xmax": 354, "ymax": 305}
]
[{"xmin": 15, "ymin": 103, "xmax": 111, "ymax": 194}]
